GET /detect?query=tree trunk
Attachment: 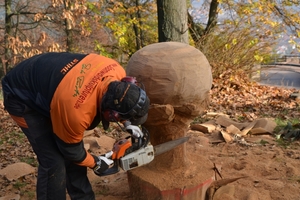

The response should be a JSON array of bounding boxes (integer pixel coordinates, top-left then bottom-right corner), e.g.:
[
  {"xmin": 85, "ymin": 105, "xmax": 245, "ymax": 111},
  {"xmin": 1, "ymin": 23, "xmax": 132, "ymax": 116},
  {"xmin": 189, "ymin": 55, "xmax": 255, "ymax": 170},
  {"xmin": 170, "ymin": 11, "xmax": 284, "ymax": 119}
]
[
  {"xmin": 132, "ymin": 0, "xmax": 142, "ymax": 50},
  {"xmin": 65, "ymin": 18, "xmax": 74, "ymax": 52},
  {"xmin": 3, "ymin": 0, "xmax": 13, "ymax": 77},
  {"xmin": 188, "ymin": 0, "xmax": 219, "ymax": 45},
  {"xmin": 129, "ymin": 0, "xmax": 145, "ymax": 51},
  {"xmin": 204, "ymin": 0, "xmax": 219, "ymax": 35},
  {"xmin": 64, "ymin": 0, "xmax": 74, "ymax": 52},
  {"xmin": 157, "ymin": 0, "xmax": 188, "ymax": 44}
]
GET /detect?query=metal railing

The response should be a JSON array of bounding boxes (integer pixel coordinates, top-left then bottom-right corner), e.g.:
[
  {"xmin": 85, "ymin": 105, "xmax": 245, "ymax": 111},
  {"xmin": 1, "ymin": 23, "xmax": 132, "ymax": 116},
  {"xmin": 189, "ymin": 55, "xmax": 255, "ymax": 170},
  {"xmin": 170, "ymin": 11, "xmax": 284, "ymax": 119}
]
[{"xmin": 262, "ymin": 54, "xmax": 300, "ymax": 66}]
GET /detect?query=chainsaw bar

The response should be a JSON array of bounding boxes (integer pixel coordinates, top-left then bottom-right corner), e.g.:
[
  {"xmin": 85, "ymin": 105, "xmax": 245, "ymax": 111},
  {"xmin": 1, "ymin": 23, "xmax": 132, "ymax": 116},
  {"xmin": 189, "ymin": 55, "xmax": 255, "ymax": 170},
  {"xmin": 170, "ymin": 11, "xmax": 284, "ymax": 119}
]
[{"xmin": 154, "ymin": 136, "xmax": 189, "ymax": 156}]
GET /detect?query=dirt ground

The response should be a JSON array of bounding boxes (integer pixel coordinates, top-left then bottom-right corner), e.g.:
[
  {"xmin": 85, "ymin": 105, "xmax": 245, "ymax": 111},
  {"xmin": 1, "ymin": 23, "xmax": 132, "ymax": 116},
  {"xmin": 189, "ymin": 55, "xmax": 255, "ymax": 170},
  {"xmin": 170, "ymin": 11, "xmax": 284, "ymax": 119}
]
[
  {"xmin": 1, "ymin": 112, "xmax": 300, "ymax": 200},
  {"xmin": 1, "ymin": 73, "xmax": 300, "ymax": 200},
  {"xmin": 88, "ymin": 130, "xmax": 300, "ymax": 200}
]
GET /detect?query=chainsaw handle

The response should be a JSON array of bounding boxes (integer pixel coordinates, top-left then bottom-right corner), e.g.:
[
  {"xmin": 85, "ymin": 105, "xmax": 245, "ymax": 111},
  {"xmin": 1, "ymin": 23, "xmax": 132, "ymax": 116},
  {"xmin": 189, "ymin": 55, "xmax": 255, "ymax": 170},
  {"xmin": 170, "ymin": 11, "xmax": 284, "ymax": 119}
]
[
  {"xmin": 131, "ymin": 126, "xmax": 150, "ymax": 148},
  {"xmin": 97, "ymin": 160, "xmax": 120, "ymax": 176},
  {"xmin": 131, "ymin": 136, "xmax": 143, "ymax": 149}
]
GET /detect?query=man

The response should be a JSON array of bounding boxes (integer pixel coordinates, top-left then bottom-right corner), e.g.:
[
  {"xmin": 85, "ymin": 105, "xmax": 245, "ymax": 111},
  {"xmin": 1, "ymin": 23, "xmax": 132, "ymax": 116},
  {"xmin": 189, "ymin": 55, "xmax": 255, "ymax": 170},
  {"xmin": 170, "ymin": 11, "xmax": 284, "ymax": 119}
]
[{"xmin": 1, "ymin": 52, "xmax": 150, "ymax": 200}]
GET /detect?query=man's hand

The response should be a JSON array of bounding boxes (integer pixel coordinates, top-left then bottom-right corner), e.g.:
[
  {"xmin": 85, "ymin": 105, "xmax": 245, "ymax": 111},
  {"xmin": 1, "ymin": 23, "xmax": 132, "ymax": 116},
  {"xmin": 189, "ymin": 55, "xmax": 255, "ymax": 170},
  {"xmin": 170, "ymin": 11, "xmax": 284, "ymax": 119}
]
[
  {"xmin": 125, "ymin": 125, "xmax": 144, "ymax": 139},
  {"xmin": 93, "ymin": 151, "xmax": 114, "ymax": 176}
]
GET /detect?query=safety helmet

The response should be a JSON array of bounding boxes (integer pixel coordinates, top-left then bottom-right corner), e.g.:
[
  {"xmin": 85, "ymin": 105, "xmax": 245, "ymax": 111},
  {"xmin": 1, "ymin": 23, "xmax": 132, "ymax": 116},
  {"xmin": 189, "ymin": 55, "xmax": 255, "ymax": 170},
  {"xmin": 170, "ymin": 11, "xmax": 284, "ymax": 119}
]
[{"xmin": 101, "ymin": 77, "xmax": 150, "ymax": 130}]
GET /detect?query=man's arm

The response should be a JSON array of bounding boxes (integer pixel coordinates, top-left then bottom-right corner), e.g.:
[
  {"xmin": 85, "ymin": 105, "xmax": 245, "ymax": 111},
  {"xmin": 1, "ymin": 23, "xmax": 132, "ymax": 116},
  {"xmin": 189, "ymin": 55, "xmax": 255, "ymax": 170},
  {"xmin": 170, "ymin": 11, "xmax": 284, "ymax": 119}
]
[{"xmin": 54, "ymin": 134, "xmax": 96, "ymax": 168}]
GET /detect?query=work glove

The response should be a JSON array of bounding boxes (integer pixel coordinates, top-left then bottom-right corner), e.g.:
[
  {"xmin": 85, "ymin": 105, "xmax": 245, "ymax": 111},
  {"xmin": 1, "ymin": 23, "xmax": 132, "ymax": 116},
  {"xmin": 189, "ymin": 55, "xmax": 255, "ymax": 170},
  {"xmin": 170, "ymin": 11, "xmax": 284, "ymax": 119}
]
[
  {"xmin": 124, "ymin": 121, "xmax": 144, "ymax": 139},
  {"xmin": 93, "ymin": 151, "xmax": 114, "ymax": 176}
]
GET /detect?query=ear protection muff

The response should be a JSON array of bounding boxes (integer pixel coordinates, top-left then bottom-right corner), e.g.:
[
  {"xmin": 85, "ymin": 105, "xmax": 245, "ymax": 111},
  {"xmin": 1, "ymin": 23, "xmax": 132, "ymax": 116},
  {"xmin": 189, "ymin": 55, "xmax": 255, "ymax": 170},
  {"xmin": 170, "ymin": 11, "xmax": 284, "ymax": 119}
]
[
  {"xmin": 102, "ymin": 76, "xmax": 142, "ymax": 123},
  {"xmin": 121, "ymin": 76, "xmax": 137, "ymax": 84},
  {"xmin": 103, "ymin": 109, "xmax": 121, "ymax": 122}
]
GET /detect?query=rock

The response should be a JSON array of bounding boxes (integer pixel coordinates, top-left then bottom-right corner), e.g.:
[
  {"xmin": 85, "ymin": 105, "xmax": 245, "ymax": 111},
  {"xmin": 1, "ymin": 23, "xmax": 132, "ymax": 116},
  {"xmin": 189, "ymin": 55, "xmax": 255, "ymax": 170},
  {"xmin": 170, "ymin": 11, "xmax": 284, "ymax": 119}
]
[{"xmin": 0, "ymin": 162, "xmax": 35, "ymax": 181}]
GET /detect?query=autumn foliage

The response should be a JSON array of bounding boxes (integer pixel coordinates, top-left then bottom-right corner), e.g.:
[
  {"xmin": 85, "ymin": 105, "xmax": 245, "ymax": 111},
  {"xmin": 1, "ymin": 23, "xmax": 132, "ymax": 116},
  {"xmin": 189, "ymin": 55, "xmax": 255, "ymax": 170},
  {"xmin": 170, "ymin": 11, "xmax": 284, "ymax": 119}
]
[
  {"xmin": 1, "ymin": 0, "xmax": 300, "ymax": 78},
  {"xmin": 209, "ymin": 70, "xmax": 299, "ymax": 123}
]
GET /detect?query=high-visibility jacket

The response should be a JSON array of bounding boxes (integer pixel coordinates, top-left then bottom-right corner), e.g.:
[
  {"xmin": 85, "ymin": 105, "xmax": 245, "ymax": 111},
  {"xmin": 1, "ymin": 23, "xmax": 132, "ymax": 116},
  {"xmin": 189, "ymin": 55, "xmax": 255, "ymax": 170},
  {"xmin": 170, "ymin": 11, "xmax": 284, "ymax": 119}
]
[{"xmin": 2, "ymin": 52, "xmax": 126, "ymax": 168}]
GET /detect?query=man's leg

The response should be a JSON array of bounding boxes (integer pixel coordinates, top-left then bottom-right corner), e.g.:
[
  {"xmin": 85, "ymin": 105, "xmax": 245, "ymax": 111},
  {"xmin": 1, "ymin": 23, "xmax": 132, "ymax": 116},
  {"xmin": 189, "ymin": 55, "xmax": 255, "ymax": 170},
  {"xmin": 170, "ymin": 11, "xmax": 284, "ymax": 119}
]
[
  {"xmin": 31, "ymin": 126, "xmax": 67, "ymax": 200},
  {"xmin": 65, "ymin": 161, "xmax": 95, "ymax": 200},
  {"xmin": 4, "ymin": 97, "xmax": 67, "ymax": 200}
]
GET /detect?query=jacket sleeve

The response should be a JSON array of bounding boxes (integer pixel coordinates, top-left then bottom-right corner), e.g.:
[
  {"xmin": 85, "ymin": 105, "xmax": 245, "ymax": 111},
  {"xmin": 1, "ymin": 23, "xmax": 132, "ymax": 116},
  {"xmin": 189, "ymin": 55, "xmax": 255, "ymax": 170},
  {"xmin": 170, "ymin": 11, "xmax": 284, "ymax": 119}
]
[
  {"xmin": 54, "ymin": 134, "xmax": 96, "ymax": 168},
  {"xmin": 50, "ymin": 54, "xmax": 126, "ymax": 168}
]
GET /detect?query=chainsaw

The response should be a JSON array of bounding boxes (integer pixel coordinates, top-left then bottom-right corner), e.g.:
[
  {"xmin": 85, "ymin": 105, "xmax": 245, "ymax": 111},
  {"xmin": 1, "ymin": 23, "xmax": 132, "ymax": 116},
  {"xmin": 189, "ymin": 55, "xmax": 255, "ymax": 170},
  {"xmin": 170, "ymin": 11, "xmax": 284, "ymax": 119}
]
[{"xmin": 99, "ymin": 127, "xmax": 189, "ymax": 176}]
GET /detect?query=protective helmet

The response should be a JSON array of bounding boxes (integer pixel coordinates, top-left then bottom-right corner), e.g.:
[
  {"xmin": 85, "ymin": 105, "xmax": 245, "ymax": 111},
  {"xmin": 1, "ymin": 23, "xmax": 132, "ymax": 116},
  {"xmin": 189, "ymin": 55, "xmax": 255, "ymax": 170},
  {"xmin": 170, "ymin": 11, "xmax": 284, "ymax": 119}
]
[{"xmin": 101, "ymin": 79, "xmax": 150, "ymax": 130}]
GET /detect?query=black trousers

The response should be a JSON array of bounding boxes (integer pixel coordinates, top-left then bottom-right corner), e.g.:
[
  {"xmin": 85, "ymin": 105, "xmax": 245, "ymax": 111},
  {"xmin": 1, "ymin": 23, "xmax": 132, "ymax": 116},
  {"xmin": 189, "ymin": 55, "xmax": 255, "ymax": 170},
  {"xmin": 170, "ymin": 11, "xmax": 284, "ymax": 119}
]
[{"xmin": 3, "ymin": 94, "xmax": 95, "ymax": 200}]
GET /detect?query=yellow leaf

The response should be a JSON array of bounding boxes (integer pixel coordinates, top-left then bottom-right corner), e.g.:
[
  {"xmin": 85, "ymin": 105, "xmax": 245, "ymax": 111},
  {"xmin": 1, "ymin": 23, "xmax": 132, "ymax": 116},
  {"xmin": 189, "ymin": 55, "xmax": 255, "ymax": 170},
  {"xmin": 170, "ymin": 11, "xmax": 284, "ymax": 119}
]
[
  {"xmin": 225, "ymin": 44, "xmax": 231, "ymax": 50},
  {"xmin": 232, "ymin": 38, "xmax": 237, "ymax": 45}
]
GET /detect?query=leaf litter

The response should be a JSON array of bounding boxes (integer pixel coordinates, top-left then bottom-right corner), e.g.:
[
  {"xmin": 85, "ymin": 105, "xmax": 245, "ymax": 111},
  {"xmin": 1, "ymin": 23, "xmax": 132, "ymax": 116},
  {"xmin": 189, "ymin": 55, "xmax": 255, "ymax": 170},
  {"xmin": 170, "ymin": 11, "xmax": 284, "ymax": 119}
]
[{"xmin": 1, "ymin": 71, "xmax": 300, "ymax": 199}]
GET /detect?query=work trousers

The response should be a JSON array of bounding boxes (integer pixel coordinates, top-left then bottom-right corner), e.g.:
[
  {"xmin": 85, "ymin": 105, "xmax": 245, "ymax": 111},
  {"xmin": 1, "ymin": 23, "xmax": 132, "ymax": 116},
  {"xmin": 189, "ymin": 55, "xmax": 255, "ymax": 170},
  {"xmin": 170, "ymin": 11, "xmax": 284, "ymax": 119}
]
[{"xmin": 3, "ymin": 94, "xmax": 95, "ymax": 200}]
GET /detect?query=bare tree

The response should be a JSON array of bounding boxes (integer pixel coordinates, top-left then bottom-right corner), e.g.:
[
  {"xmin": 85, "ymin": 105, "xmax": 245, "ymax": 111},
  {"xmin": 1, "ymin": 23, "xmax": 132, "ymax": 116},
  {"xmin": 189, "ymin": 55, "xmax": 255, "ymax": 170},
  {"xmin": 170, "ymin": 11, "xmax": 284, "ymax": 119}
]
[
  {"xmin": 3, "ymin": 0, "xmax": 13, "ymax": 76},
  {"xmin": 188, "ymin": 0, "xmax": 219, "ymax": 44},
  {"xmin": 2, "ymin": 0, "xmax": 44, "ymax": 77}
]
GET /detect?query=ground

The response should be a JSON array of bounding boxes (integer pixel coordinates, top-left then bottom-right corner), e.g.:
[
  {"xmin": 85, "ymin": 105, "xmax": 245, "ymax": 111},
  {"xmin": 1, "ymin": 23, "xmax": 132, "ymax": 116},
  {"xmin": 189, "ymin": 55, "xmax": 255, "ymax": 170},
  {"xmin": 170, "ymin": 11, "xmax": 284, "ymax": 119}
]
[{"xmin": 1, "ymin": 71, "xmax": 300, "ymax": 200}]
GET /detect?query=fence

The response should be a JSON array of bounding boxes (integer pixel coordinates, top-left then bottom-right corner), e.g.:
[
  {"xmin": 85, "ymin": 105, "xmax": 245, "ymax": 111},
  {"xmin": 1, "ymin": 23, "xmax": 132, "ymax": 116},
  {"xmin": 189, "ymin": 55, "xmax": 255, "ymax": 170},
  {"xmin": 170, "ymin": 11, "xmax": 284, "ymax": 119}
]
[{"xmin": 262, "ymin": 54, "xmax": 300, "ymax": 66}]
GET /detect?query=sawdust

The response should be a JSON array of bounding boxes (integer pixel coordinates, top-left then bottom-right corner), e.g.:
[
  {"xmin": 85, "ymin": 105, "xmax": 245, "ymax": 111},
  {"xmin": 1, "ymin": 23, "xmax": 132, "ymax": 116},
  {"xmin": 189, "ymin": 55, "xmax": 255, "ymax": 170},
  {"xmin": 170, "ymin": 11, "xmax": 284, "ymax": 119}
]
[
  {"xmin": 90, "ymin": 129, "xmax": 300, "ymax": 200},
  {"xmin": 128, "ymin": 144, "xmax": 213, "ymax": 191}
]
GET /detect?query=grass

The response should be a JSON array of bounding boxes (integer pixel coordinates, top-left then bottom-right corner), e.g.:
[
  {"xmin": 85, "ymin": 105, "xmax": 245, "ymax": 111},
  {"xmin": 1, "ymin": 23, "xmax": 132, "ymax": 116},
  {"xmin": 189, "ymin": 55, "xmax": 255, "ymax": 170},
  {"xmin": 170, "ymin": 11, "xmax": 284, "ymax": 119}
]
[
  {"xmin": 13, "ymin": 180, "xmax": 27, "ymax": 190},
  {"xmin": 275, "ymin": 117, "xmax": 300, "ymax": 126},
  {"xmin": 275, "ymin": 138, "xmax": 291, "ymax": 149},
  {"xmin": 13, "ymin": 180, "xmax": 36, "ymax": 199},
  {"xmin": 272, "ymin": 117, "xmax": 300, "ymax": 148},
  {"xmin": 4, "ymin": 131, "xmax": 25, "ymax": 144},
  {"xmin": 259, "ymin": 139, "xmax": 269, "ymax": 145},
  {"xmin": 20, "ymin": 157, "xmax": 38, "ymax": 167},
  {"xmin": 22, "ymin": 191, "xmax": 35, "ymax": 199}
]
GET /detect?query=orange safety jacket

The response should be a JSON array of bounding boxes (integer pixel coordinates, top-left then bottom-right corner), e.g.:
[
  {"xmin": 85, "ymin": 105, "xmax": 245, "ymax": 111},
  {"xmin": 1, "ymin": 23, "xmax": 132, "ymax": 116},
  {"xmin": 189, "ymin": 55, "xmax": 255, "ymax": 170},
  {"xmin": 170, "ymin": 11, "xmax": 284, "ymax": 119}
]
[{"xmin": 2, "ymin": 52, "xmax": 126, "ymax": 168}]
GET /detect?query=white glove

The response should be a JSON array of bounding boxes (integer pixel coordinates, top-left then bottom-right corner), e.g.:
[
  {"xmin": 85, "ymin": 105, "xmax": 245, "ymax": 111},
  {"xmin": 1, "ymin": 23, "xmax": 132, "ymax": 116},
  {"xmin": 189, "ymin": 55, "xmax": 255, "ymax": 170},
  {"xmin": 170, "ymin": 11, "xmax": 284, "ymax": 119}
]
[
  {"xmin": 125, "ymin": 124, "xmax": 144, "ymax": 139},
  {"xmin": 93, "ymin": 151, "xmax": 114, "ymax": 176}
]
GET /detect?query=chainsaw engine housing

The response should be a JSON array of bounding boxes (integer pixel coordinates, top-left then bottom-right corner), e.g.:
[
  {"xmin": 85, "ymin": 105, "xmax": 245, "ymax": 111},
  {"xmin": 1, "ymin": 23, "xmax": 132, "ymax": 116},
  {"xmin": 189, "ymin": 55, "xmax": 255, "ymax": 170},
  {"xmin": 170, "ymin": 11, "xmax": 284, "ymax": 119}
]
[{"xmin": 120, "ymin": 144, "xmax": 155, "ymax": 171}]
